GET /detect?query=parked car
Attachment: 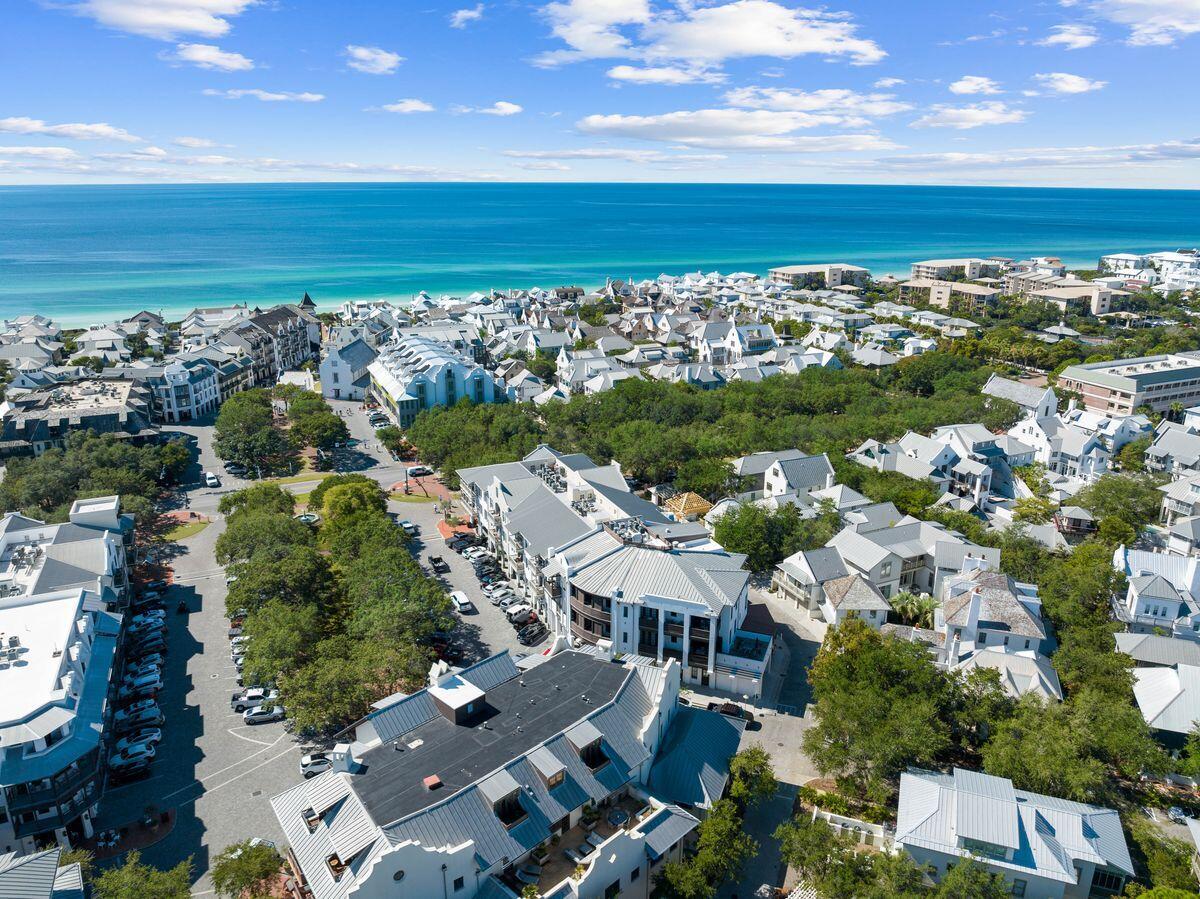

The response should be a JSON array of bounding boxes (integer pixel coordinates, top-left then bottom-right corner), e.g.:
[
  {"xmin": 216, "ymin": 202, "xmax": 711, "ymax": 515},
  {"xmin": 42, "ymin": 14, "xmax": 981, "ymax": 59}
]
[
  {"xmin": 128, "ymin": 651, "xmax": 164, "ymax": 669},
  {"xmin": 489, "ymin": 590, "xmax": 516, "ymax": 606},
  {"xmin": 113, "ymin": 728, "xmax": 161, "ymax": 751},
  {"xmin": 231, "ymin": 687, "xmax": 279, "ymax": 712},
  {"xmin": 114, "ymin": 701, "xmax": 162, "ymax": 731},
  {"xmin": 398, "ymin": 519, "xmax": 418, "ymax": 537},
  {"xmin": 130, "ymin": 591, "xmax": 163, "ymax": 610},
  {"xmin": 243, "ymin": 705, "xmax": 286, "ymax": 725},
  {"xmin": 518, "ymin": 623, "xmax": 546, "ymax": 645},
  {"xmin": 498, "ymin": 595, "xmax": 522, "ymax": 610},
  {"xmin": 118, "ymin": 674, "xmax": 163, "ymax": 702},
  {"xmin": 406, "ymin": 465, "xmax": 431, "ymax": 478},
  {"xmin": 708, "ymin": 701, "xmax": 754, "ymax": 724},
  {"xmin": 300, "ymin": 752, "xmax": 333, "ymax": 779},
  {"xmin": 463, "ymin": 547, "xmax": 488, "ymax": 561},
  {"xmin": 109, "ymin": 741, "xmax": 156, "ymax": 767},
  {"xmin": 143, "ymin": 579, "xmax": 169, "ymax": 592},
  {"xmin": 509, "ymin": 608, "xmax": 536, "ymax": 627},
  {"xmin": 429, "ymin": 556, "xmax": 450, "ymax": 574},
  {"xmin": 505, "ymin": 603, "xmax": 532, "ymax": 620},
  {"xmin": 129, "ymin": 610, "xmax": 166, "ymax": 627},
  {"xmin": 122, "ymin": 663, "xmax": 161, "ymax": 683},
  {"xmin": 449, "ymin": 591, "xmax": 474, "ymax": 614},
  {"xmin": 107, "ymin": 759, "xmax": 152, "ymax": 782},
  {"xmin": 204, "ymin": 471, "xmax": 221, "ymax": 488},
  {"xmin": 129, "ymin": 634, "xmax": 166, "ymax": 656},
  {"xmin": 1169, "ymin": 806, "xmax": 1189, "ymax": 824}
]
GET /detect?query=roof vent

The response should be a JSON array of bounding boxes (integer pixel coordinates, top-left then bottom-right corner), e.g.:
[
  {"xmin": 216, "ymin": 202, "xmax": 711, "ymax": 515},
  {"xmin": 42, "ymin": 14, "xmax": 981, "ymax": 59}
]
[{"xmin": 423, "ymin": 775, "xmax": 443, "ymax": 791}]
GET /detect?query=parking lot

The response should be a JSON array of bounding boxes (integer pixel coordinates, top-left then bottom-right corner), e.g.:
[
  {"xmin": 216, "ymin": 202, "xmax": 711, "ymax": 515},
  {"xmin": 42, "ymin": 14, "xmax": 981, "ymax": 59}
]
[{"xmin": 91, "ymin": 404, "xmax": 547, "ymax": 890}]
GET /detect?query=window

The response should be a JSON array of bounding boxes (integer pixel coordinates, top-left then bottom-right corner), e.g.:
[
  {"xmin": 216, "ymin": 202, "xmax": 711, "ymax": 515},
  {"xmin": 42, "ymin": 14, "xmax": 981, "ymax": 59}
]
[
  {"xmin": 454, "ymin": 876, "xmax": 465, "ymax": 891},
  {"xmin": 623, "ymin": 606, "xmax": 629, "ymax": 618},
  {"xmin": 605, "ymin": 880, "xmax": 621, "ymax": 899},
  {"xmin": 630, "ymin": 866, "xmax": 641, "ymax": 882},
  {"xmin": 1011, "ymin": 880, "xmax": 1026, "ymax": 897},
  {"xmin": 1092, "ymin": 869, "xmax": 1124, "ymax": 892},
  {"xmin": 880, "ymin": 562, "xmax": 892, "ymax": 577}
]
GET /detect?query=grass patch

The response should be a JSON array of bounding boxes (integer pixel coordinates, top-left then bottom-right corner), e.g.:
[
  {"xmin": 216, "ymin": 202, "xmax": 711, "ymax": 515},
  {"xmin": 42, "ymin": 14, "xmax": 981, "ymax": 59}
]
[
  {"xmin": 389, "ymin": 491, "xmax": 437, "ymax": 503},
  {"xmin": 165, "ymin": 520, "xmax": 209, "ymax": 541},
  {"xmin": 269, "ymin": 470, "xmax": 335, "ymax": 487},
  {"xmin": 292, "ymin": 490, "xmax": 313, "ymax": 508}
]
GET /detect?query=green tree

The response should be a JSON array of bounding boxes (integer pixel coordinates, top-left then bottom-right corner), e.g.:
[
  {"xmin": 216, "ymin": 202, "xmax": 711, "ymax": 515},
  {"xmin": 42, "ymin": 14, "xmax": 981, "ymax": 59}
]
[
  {"xmin": 292, "ymin": 410, "xmax": 349, "ymax": 450},
  {"xmin": 321, "ymin": 481, "xmax": 387, "ymax": 522},
  {"xmin": 226, "ymin": 545, "xmax": 336, "ymax": 618},
  {"xmin": 1129, "ymin": 818, "xmax": 1200, "ymax": 893},
  {"xmin": 803, "ymin": 619, "xmax": 954, "ymax": 802},
  {"xmin": 214, "ymin": 510, "xmax": 313, "ymax": 565},
  {"xmin": 241, "ymin": 599, "xmax": 323, "ymax": 683},
  {"xmin": 56, "ymin": 847, "xmax": 94, "ymax": 884},
  {"xmin": 1118, "ymin": 435, "xmax": 1152, "ymax": 472},
  {"xmin": 219, "ymin": 482, "xmax": 295, "ymax": 518},
  {"xmin": 673, "ymin": 457, "xmax": 736, "ymax": 499},
  {"xmin": 307, "ymin": 472, "xmax": 378, "ymax": 510},
  {"xmin": 981, "ymin": 696, "xmax": 1107, "ymax": 802},
  {"xmin": 93, "ymin": 851, "xmax": 192, "ymax": 899},
  {"xmin": 932, "ymin": 859, "xmax": 1011, "ymax": 899},
  {"xmin": 1074, "ymin": 473, "xmax": 1165, "ymax": 532},
  {"xmin": 375, "ymin": 425, "xmax": 404, "ymax": 453},
  {"xmin": 211, "ymin": 839, "xmax": 283, "ymax": 899},
  {"xmin": 1013, "ymin": 495, "xmax": 1055, "ymax": 525},
  {"xmin": 728, "ymin": 746, "xmax": 777, "ymax": 808}
]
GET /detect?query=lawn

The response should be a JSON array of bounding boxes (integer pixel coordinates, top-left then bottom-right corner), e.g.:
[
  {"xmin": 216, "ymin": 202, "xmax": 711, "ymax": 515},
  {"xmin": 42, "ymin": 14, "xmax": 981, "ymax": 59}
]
[
  {"xmin": 165, "ymin": 520, "xmax": 209, "ymax": 541},
  {"xmin": 269, "ymin": 470, "xmax": 334, "ymax": 487},
  {"xmin": 389, "ymin": 492, "xmax": 437, "ymax": 503}
]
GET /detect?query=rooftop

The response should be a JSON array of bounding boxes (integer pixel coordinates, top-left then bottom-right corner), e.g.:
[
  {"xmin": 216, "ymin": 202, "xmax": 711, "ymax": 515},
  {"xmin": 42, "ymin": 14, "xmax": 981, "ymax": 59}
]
[
  {"xmin": 0, "ymin": 590, "xmax": 83, "ymax": 727},
  {"xmin": 352, "ymin": 651, "xmax": 632, "ymax": 827}
]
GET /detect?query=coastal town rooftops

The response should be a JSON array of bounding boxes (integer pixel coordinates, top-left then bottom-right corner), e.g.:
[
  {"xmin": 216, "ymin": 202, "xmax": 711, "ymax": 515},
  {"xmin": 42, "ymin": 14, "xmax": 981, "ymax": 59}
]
[
  {"xmin": 1133, "ymin": 663, "xmax": 1200, "ymax": 735},
  {"xmin": 1059, "ymin": 353, "xmax": 1200, "ymax": 390},
  {"xmin": 350, "ymin": 651, "xmax": 633, "ymax": 827},
  {"xmin": 897, "ymin": 767, "xmax": 1132, "ymax": 885},
  {"xmin": 822, "ymin": 573, "xmax": 891, "ymax": 611}
]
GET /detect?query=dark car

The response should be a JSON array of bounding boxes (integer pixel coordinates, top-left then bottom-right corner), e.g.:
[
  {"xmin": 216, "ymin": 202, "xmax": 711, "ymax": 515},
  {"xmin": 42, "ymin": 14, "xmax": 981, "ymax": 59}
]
[
  {"xmin": 130, "ymin": 634, "xmax": 166, "ymax": 656},
  {"xmin": 107, "ymin": 760, "xmax": 153, "ymax": 783},
  {"xmin": 429, "ymin": 556, "xmax": 450, "ymax": 574},
  {"xmin": 518, "ymin": 623, "xmax": 546, "ymax": 645},
  {"xmin": 708, "ymin": 701, "xmax": 754, "ymax": 724}
]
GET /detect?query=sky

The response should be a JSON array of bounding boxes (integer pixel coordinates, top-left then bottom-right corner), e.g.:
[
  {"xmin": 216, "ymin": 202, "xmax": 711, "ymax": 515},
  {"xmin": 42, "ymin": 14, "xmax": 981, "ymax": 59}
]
[{"xmin": 1, "ymin": 0, "xmax": 1199, "ymax": 187}]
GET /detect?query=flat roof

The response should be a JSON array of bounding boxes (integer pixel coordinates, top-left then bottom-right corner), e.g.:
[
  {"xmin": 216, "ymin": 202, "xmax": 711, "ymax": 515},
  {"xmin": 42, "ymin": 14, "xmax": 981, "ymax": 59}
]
[
  {"xmin": 0, "ymin": 591, "xmax": 81, "ymax": 726},
  {"xmin": 353, "ymin": 651, "xmax": 631, "ymax": 827}
]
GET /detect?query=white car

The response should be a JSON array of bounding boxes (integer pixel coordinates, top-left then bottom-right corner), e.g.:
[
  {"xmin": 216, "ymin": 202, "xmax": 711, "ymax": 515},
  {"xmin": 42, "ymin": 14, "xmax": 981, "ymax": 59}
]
[
  {"xmin": 300, "ymin": 753, "xmax": 333, "ymax": 779},
  {"xmin": 498, "ymin": 594, "xmax": 522, "ymax": 610},
  {"xmin": 243, "ymin": 705, "xmax": 285, "ymax": 725},
  {"xmin": 505, "ymin": 603, "xmax": 532, "ymax": 621},
  {"xmin": 205, "ymin": 471, "xmax": 221, "ymax": 488},
  {"xmin": 449, "ymin": 591, "xmax": 474, "ymax": 613},
  {"xmin": 482, "ymin": 583, "xmax": 509, "ymax": 596},
  {"xmin": 109, "ymin": 744, "xmax": 155, "ymax": 770},
  {"xmin": 231, "ymin": 687, "xmax": 279, "ymax": 712},
  {"xmin": 489, "ymin": 590, "xmax": 516, "ymax": 607}
]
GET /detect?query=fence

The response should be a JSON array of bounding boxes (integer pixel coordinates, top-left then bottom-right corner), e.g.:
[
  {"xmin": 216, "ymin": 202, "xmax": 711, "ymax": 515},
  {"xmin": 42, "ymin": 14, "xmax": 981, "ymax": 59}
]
[{"xmin": 810, "ymin": 807, "xmax": 893, "ymax": 849}]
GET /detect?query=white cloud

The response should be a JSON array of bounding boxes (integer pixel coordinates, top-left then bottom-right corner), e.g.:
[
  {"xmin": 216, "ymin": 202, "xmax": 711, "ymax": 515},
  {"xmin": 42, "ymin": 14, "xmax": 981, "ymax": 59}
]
[
  {"xmin": 642, "ymin": 0, "xmax": 886, "ymax": 66},
  {"xmin": 535, "ymin": 0, "xmax": 884, "ymax": 68},
  {"xmin": 0, "ymin": 146, "xmax": 80, "ymax": 160},
  {"xmin": 169, "ymin": 42, "xmax": 254, "ymax": 70},
  {"xmin": 503, "ymin": 147, "xmax": 727, "ymax": 163},
  {"xmin": 949, "ymin": 75, "xmax": 1002, "ymax": 95},
  {"xmin": 724, "ymin": 86, "xmax": 912, "ymax": 118},
  {"xmin": 0, "ymin": 116, "xmax": 141, "ymax": 142},
  {"xmin": 1038, "ymin": 23, "xmax": 1100, "ymax": 49},
  {"xmin": 514, "ymin": 160, "xmax": 572, "ymax": 171},
  {"xmin": 450, "ymin": 4, "xmax": 485, "ymax": 28},
  {"xmin": 66, "ymin": 0, "xmax": 258, "ymax": 40},
  {"xmin": 172, "ymin": 135, "xmax": 217, "ymax": 147},
  {"xmin": 1066, "ymin": 0, "xmax": 1200, "ymax": 46},
  {"xmin": 577, "ymin": 107, "xmax": 899, "ymax": 151},
  {"xmin": 875, "ymin": 137, "xmax": 1200, "ymax": 171},
  {"xmin": 345, "ymin": 45, "xmax": 404, "ymax": 74},
  {"xmin": 910, "ymin": 101, "xmax": 1027, "ymax": 129},
  {"xmin": 1031, "ymin": 71, "xmax": 1107, "ymax": 94},
  {"xmin": 606, "ymin": 65, "xmax": 725, "ymax": 84},
  {"xmin": 203, "ymin": 88, "xmax": 324, "ymax": 102},
  {"xmin": 379, "ymin": 98, "xmax": 435, "ymax": 113},
  {"xmin": 456, "ymin": 101, "xmax": 523, "ymax": 115},
  {"xmin": 534, "ymin": 0, "xmax": 652, "ymax": 65},
  {"xmin": 874, "ymin": 77, "xmax": 905, "ymax": 88}
]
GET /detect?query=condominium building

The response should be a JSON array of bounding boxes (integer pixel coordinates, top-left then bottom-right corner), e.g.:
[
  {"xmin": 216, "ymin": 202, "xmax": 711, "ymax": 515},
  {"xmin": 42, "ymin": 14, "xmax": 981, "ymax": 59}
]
[
  {"xmin": 458, "ymin": 446, "xmax": 775, "ymax": 697},
  {"xmin": 768, "ymin": 263, "xmax": 871, "ymax": 289},
  {"xmin": 368, "ymin": 335, "xmax": 501, "ymax": 427},
  {"xmin": 898, "ymin": 279, "xmax": 998, "ymax": 313},
  {"xmin": 0, "ymin": 497, "xmax": 131, "ymax": 854},
  {"xmin": 909, "ymin": 258, "xmax": 1005, "ymax": 281},
  {"xmin": 271, "ymin": 649, "xmax": 745, "ymax": 899},
  {"xmin": 1057, "ymin": 353, "xmax": 1200, "ymax": 415},
  {"xmin": 0, "ymin": 380, "xmax": 158, "ymax": 458}
]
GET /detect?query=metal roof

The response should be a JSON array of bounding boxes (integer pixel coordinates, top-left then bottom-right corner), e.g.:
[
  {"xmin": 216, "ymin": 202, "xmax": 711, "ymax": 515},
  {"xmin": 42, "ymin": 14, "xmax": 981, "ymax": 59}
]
[
  {"xmin": 647, "ymin": 706, "xmax": 745, "ymax": 809},
  {"xmin": 640, "ymin": 804, "xmax": 700, "ymax": 859}
]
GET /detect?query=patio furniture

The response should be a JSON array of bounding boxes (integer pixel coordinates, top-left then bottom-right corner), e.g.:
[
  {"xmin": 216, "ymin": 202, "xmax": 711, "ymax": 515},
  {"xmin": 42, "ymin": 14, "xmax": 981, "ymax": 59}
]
[
  {"xmin": 606, "ymin": 808, "xmax": 630, "ymax": 828},
  {"xmin": 584, "ymin": 831, "xmax": 606, "ymax": 850},
  {"xmin": 516, "ymin": 864, "xmax": 542, "ymax": 885}
]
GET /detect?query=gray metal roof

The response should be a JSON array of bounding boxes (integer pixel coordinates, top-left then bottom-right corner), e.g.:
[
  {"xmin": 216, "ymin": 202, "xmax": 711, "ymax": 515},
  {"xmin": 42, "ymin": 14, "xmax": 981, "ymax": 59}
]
[
  {"xmin": 647, "ymin": 706, "xmax": 745, "ymax": 809},
  {"xmin": 1115, "ymin": 633, "xmax": 1200, "ymax": 668},
  {"xmin": 0, "ymin": 848, "xmax": 76, "ymax": 899},
  {"xmin": 569, "ymin": 543, "xmax": 749, "ymax": 614},
  {"xmin": 640, "ymin": 804, "xmax": 700, "ymax": 859}
]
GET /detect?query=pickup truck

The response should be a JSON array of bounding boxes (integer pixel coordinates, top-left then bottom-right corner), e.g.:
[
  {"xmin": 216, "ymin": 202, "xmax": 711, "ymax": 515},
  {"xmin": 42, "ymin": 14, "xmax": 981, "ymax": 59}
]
[{"xmin": 231, "ymin": 687, "xmax": 278, "ymax": 712}]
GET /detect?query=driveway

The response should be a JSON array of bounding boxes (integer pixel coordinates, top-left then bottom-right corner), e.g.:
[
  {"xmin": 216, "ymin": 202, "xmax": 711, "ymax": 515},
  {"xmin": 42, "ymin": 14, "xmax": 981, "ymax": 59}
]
[{"xmin": 95, "ymin": 422, "xmax": 302, "ymax": 893}]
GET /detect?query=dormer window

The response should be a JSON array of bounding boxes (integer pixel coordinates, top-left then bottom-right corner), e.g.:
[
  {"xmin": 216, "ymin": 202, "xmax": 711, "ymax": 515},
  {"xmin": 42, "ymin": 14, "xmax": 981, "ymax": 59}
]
[
  {"xmin": 494, "ymin": 791, "xmax": 528, "ymax": 828},
  {"xmin": 580, "ymin": 739, "xmax": 608, "ymax": 772}
]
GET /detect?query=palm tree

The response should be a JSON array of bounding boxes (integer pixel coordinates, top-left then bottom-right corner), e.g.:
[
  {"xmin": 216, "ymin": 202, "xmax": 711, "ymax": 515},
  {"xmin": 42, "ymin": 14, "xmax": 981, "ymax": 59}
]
[{"xmin": 891, "ymin": 591, "xmax": 939, "ymax": 629}]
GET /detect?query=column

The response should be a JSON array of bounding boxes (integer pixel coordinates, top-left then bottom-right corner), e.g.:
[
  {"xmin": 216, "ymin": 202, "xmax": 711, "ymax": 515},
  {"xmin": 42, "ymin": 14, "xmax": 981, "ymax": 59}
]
[
  {"xmin": 707, "ymin": 617, "xmax": 716, "ymax": 675},
  {"xmin": 682, "ymin": 614, "xmax": 691, "ymax": 673},
  {"xmin": 656, "ymin": 610, "xmax": 664, "ymax": 664}
]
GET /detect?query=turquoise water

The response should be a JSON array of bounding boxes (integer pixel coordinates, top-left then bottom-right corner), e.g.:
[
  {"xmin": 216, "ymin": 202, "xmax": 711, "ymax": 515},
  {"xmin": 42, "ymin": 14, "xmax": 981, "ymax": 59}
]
[{"xmin": 0, "ymin": 182, "xmax": 1197, "ymax": 327}]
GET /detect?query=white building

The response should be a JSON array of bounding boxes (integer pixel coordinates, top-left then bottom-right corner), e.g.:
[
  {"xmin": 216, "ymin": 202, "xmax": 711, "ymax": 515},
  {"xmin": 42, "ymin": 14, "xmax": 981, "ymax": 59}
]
[
  {"xmin": 319, "ymin": 339, "xmax": 377, "ymax": 401},
  {"xmin": 896, "ymin": 767, "xmax": 1132, "ymax": 899},
  {"xmin": 368, "ymin": 335, "xmax": 501, "ymax": 427}
]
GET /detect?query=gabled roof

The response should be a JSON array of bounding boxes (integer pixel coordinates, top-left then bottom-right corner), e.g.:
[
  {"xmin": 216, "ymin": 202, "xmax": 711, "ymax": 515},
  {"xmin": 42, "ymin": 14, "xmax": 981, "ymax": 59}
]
[
  {"xmin": 1133, "ymin": 663, "xmax": 1200, "ymax": 735},
  {"xmin": 647, "ymin": 706, "xmax": 745, "ymax": 809}
]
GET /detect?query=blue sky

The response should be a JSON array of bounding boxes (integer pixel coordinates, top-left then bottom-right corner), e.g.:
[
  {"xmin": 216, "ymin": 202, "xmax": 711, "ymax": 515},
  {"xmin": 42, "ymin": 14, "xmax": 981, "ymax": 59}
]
[{"xmin": 2, "ymin": 0, "xmax": 1199, "ymax": 186}]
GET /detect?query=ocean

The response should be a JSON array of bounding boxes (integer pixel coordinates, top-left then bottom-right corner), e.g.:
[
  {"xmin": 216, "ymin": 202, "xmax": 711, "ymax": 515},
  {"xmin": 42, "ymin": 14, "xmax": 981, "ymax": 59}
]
[{"xmin": 0, "ymin": 182, "xmax": 1197, "ymax": 328}]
